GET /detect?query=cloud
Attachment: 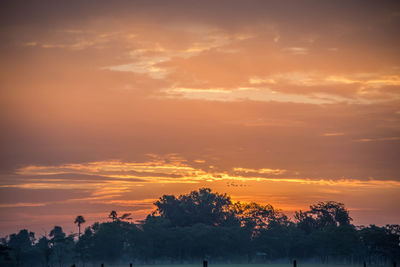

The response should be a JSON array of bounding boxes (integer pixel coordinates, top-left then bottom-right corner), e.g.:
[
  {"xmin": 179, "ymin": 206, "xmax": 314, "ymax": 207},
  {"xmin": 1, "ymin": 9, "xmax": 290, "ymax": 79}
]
[
  {"xmin": 163, "ymin": 86, "xmax": 343, "ymax": 104},
  {"xmin": 102, "ymin": 28, "xmax": 244, "ymax": 79},
  {"xmin": 12, "ymin": 155, "xmax": 400, "ymax": 188},
  {"xmin": 233, "ymin": 167, "xmax": 287, "ymax": 175},
  {"xmin": 1, "ymin": 0, "xmax": 400, "ymax": 235},
  {"xmin": 4, "ymin": 4, "xmax": 400, "ymax": 102},
  {"xmin": 354, "ymin": 136, "xmax": 400, "ymax": 142},
  {"xmin": 323, "ymin": 132, "xmax": 345, "ymax": 137},
  {"xmin": 283, "ymin": 47, "xmax": 309, "ymax": 55},
  {"xmin": 0, "ymin": 202, "xmax": 47, "ymax": 208},
  {"xmin": 2, "ymin": 162, "xmax": 400, "ymax": 235},
  {"xmin": 91, "ymin": 198, "xmax": 156, "ymax": 208}
]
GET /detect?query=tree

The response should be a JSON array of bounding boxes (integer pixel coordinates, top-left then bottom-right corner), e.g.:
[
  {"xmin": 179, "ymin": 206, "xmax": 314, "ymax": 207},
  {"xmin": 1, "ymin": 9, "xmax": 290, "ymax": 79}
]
[
  {"xmin": 36, "ymin": 236, "xmax": 52, "ymax": 267},
  {"xmin": 7, "ymin": 229, "xmax": 35, "ymax": 267},
  {"xmin": 108, "ymin": 211, "xmax": 132, "ymax": 223},
  {"xmin": 294, "ymin": 202, "xmax": 356, "ymax": 263},
  {"xmin": 49, "ymin": 226, "xmax": 74, "ymax": 267},
  {"xmin": 0, "ymin": 243, "xmax": 13, "ymax": 267},
  {"xmin": 91, "ymin": 222, "xmax": 128, "ymax": 264},
  {"xmin": 232, "ymin": 202, "xmax": 290, "ymax": 233},
  {"xmin": 119, "ymin": 213, "xmax": 132, "ymax": 221},
  {"xmin": 109, "ymin": 211, "xmax": 118, "ymax": 222},
  {"xmin": 74, "ymin": 215, "xmax": 86, "ymax": 240},
  {"xmin": 359, "ymin": 224, "xmax": 400, "ymax": 264},
  {"xmin": 153, "ymin": 188, "xmax": 233, "ymax": 227},
  {"xmin": 2, "ymin": 189, "xmax": 399, "ymax": 264},
  {"xmin": 75, "ymin": 227, "xmax": 94, "ymax": 266},
  {"xmin": 295, "ymin": 201, "xmax": 352, "ymax": 233}
]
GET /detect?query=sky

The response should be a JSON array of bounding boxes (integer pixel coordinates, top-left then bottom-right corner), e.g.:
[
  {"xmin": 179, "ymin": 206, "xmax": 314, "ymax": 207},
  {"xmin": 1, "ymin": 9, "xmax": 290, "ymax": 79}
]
[{"xmin": 0, "ymin": 0, "xmax": 399, "ymax": 236}]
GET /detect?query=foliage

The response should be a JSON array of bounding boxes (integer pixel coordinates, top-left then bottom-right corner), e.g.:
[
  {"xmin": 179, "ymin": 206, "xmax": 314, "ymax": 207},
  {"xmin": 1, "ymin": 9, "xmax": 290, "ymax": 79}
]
[
  {"xmin": 153, "ymin": 188, "xmax": 234, "ymax": 227},
  {"xmin": 294, "ymin": 201, "xmax": 352, "ymax": 233},
  {"xmin": 74, "ymin": 215, "xmax": 86, "ymax": 240},
  {"xmin": 1, "ymin": 188, "xmax": 399, "ymax": 266}
]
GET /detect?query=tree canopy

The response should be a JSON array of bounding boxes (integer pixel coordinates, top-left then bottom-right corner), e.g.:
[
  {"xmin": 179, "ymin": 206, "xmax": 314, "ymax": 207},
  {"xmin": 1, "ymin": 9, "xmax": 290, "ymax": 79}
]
[{"xmin": 1, "ymin": 188, "xmax": 399, "ymax": 267}]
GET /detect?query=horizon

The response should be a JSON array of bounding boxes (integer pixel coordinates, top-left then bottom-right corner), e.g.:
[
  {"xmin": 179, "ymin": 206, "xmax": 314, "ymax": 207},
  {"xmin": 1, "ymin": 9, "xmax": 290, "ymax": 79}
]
[
  {"xmin": 1, "ymin": 187, "xmax": 395, "ymax": 238},
  {"xmin": 0, "ymin": 185, "xmax": 397, "ymax": 237},
  {"xmin": 1, "ymin": 0, "xmax": 400, "ymax": 237}
]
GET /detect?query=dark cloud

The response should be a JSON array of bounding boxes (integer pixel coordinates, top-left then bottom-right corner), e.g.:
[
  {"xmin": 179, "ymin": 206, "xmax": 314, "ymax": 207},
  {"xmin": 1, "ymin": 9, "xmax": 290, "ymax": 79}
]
[{"xmin": 0, "ymin": 188, "xmax": 88, "ymax": 205}]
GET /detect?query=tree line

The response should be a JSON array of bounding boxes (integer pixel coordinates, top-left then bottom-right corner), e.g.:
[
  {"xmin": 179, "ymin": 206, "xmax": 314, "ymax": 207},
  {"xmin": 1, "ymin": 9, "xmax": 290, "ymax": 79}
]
[{"xmin": 1, "ymin": 188, "xmax": 399, "ymax": 267}]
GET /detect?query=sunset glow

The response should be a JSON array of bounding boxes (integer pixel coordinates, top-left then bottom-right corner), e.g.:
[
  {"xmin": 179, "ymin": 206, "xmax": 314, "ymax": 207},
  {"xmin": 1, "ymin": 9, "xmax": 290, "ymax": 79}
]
[{"xmin": 0, "ymin": 0, "xmax": 399, "ymax": 236}]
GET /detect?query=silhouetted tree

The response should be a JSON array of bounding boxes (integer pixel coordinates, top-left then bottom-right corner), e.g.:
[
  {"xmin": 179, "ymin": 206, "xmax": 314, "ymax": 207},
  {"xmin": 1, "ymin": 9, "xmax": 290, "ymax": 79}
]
[
  {"xmin": 295, "ymin": 201, "xmax": 352, "ymax": 233},
  {"xmin": 1, "ymin": 189, "xmax": 400, "ymax": 265},
  {"xmin": 75, "ymin": 227, "xmax": 94, "ymax": 266},
  {"xmin": 359, "ymin": 224, "xmax": 400, "ymax": 264},
  {"xmin": 108, "ymin": 211, "xmax": 132, "ymax": 223},
  {"xmin": 109, "ymin": 211, "xmax": 118, "ymax": 222},
  {"xmin": 90, "ymin": 221, "xmax": 130, "ymax": 264},
  {"xmin": 49, "ymin": 226, "xmax": 74, "ymax": 267},
  {"xmin": 232, "ymin": 202, "xmax": 290, "ymax": 234},
  {"xmin": 0, "ymin": 242, "xmax": 13, "ymax": 267},
  {"xmin": 74, "ymin": 215, "xmax": 86, "ymax": 240},
  {"xmin": 153, "ymin": 188, "xmax": 233, "ymax": 227},
  {"xmin": 7, "ymin": 229, "xmax": 35, "ymax": 267},
  {"xmin": 36, "ymin": 236, "xmax": 51, "ymax": 267}
]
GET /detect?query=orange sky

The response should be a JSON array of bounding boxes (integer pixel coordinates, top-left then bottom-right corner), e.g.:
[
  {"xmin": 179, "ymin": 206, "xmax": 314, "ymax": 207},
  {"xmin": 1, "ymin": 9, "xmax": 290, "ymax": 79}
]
[{"xmin": 0, "ymin": 0, "xmax": 400, "ymax": 236}]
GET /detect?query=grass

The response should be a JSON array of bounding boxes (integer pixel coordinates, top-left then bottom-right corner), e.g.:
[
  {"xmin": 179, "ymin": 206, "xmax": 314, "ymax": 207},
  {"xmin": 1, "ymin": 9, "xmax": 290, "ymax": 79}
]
[{"xmin": 111, "ymin": 264, "xmax": 393, "ymax": 267}]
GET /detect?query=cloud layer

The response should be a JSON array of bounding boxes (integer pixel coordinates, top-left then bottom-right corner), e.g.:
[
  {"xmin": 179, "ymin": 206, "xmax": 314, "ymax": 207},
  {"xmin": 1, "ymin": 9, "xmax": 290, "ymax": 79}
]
[{"xmin": 0, "ymin": 0, "xmax": 399, "ymax": 235}]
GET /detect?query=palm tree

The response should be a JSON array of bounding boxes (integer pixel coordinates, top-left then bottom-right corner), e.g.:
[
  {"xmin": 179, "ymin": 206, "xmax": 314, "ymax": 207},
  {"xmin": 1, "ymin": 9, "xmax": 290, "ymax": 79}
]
[
  {"xmin": 119, "ymin": 213, "xmax": 132, "ymax": 221},
  {"xmin": 108, "ymin": 210, "xmax": 132, "ymax": 222},
  {"xmin": 109, "ymin": 210, "xmax": 118, "ymax": 222},
  {"xmin": 74, "ymin": 215, "xmax": 86, "ymax": 240}
]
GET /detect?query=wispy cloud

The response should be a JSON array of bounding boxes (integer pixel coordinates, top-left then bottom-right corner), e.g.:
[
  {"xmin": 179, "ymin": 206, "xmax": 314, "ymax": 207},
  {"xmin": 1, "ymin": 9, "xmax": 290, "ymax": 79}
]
[
  {"xmin": 13, "ymin": 156, "xmax": 400, "ymax": 189},
  {"xmin": 323, "ymin": 132, "xmax": 345, "ymax": 137},
  {"xmin": 233, "ymin": 167, "xmax": 287, "ymax": 175},
  {"xmin": 283, "ymin": 47, "xmax": 309, "ymax": 55},
  {"xmin": 163, "ymin": 86, "xmax": 339, "ymax": 104},
  {"xmin": 0, "ymin": 202, "xmax": 47, "ymax": 208},
  {"xmin": 354, "ymin": 136, "xmax": 400, "ymax": 142},
  {"xmin": 102, "ymin": 28, "xmax": 243, "ymax": 79},
  {"xmin": 2, "ymin": 0, "xmax": 400, "ymax": 234}
]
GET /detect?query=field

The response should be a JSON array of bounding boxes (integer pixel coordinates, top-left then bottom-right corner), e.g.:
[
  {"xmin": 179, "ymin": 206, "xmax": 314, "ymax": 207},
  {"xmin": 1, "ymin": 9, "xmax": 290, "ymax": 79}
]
[{"xmin": 115, "ymin": 264, "xmax": 393, "ymax": 267}]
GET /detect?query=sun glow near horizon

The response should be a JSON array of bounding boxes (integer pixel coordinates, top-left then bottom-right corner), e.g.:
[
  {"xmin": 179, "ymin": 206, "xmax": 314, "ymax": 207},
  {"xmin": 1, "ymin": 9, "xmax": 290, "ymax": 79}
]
[
  {"xmin": 1, "ymin": 156, "xmax": 399, "ymax": 234},
  {"xmin": 1, "ymin": 0, "xmax": 400, "ymax": 236}
]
